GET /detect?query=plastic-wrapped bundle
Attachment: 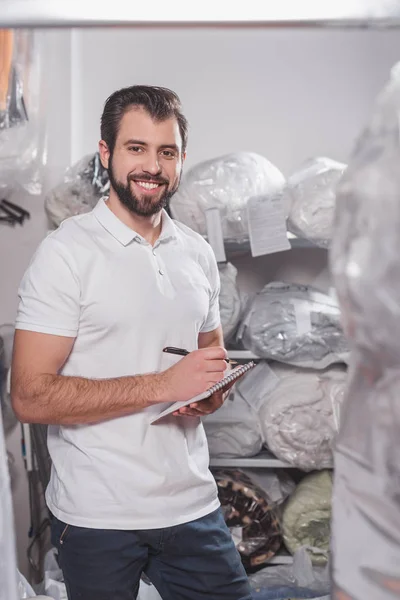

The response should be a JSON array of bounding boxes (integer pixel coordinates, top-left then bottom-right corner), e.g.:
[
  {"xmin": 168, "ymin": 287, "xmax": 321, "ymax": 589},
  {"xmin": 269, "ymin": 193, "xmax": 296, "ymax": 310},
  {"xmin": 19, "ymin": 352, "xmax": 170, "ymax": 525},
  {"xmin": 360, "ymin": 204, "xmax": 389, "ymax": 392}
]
[
  {"xmin": 237, "ymin": 282, "xmax": 349, "ymax": 369},
  {"xmin": 218, "ymin": 262, "xmax": 243, "ymax": 343},
  {"xmin": 329, "ymin": 63, "xmax": 400, "ymax": 599},
  {"xmin": 203, "ymin": 389, "xmax": 263, "ymax": 458},
  {"xmin": 0, "ymin": 404, "xmax": 19, "ymax": 600},
  {"xmin": 214, "ymin": 469, "xmax": 283, "ymax": 572},
  {"xmin": 170, "ymin": 152, "xmax": 285, "ymax": 243},
  {"xmin": 45, "ymin": 153, "xmax": 110, "ymax": 228},
  {"xmin": 0, "ymin": 30, "xmax": 46, "ymax": 195},
  {"xmin": 249, "ymin": 546, "xmax": 330, "ymax": 600},
  {"xmin": 256, "ymin": 362, "xmax": 346, "ymax": 471},
  {"xmin": 285, "ymin": 157, "xmax": 346, "ymax": 248},
  {"xmin": 0, "ymin": 325, "xmax": 17, "ymax": 435},
  {"xmin": 282, "ymin": 471, "xmax": 332, "ymax": 566}
]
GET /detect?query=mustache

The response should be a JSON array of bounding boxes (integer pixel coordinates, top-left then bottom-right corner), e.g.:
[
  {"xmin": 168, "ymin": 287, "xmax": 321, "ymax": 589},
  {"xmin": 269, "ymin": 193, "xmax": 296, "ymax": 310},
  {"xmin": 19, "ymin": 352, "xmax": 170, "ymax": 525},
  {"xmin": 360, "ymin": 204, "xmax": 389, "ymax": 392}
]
[{"xmin": 128, "ymin": 173, "xmax": 169, "ymax": 185}]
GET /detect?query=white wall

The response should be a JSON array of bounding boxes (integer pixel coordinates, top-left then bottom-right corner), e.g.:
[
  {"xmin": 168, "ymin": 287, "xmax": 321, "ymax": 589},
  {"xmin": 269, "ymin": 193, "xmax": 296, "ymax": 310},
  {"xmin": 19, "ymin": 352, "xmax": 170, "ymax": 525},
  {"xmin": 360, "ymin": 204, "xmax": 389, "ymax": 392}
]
[
  {"xmin": 72, "ymin": 28, "xmax": 400, "ymax": 174},
  {"xmin": 2, "ymin": 25, "xmax": 400, "ymax": 580}
]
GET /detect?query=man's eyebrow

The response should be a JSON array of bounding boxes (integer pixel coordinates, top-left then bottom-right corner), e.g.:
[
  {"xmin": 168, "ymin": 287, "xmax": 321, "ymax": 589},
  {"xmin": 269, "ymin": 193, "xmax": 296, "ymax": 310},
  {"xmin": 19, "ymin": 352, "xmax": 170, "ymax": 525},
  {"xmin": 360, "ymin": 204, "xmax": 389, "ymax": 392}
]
[
  {"xmin": 123, "ymin": 139, "xmax": 147, "ymax": 146},
  {"xmin": 123, "ymin": 140, "xmax": 180, "ymax": 152},
  {"xmin": 159, "ymin": 144, "xmax": 180, "ymax": 152}
]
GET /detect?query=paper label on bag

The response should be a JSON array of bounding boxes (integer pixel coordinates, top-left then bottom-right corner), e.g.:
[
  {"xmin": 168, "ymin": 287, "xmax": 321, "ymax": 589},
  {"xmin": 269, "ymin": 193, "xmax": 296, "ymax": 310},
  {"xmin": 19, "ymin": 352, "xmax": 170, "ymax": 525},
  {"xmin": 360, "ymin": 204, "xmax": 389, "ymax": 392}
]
[
  {"xmin": 205, "ymin": 208, "xmax": 226, "ymax": 263},
  {"xmin": 293, "ymin": 299, "xmax": 312, "ymax": 336},
  {"xmin": 247, "ymin": 194, "xmax": 290, "ymax": 257}
]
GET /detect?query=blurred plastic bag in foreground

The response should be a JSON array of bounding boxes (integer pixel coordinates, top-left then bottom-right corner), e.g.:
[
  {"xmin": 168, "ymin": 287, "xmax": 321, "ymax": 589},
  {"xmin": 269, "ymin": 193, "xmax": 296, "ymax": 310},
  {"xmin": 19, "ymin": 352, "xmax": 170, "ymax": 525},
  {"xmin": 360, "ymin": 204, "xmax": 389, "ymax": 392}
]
[{"xmin": 330, "ymin": 61, "xmax": 400, "ymax": 599}]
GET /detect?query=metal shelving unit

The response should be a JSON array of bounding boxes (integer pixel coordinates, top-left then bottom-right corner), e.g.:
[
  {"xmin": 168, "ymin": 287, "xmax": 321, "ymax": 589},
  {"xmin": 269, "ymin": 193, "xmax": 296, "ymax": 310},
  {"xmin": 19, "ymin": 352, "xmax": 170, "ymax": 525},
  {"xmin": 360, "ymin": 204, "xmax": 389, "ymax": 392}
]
[
  {"xmin": 203, "ymin": 233, "xmax": 319, "ymax": 260},
  {"xmin": 210, "ymin": 449, "xmax": 293, "ymax": 469},
  {"xmin": 2, "ymin": 1, "xmax": 400, "ymax": 28}
]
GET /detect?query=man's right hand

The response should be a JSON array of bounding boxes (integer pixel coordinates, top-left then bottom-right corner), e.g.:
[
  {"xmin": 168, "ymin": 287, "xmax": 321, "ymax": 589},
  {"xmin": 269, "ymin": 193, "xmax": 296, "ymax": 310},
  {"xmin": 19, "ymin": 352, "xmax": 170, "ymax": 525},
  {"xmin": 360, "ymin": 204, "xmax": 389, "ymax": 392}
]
[{"xmin": 161, "ymin": 346, "xmax": 228, "ymax": 403}]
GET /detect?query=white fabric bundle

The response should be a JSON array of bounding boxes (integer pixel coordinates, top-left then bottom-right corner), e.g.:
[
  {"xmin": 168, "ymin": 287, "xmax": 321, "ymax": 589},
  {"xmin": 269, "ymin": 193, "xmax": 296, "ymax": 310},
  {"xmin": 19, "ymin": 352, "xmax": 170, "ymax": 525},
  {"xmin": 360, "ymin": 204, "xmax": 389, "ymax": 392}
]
[
  {"xmin": 237, "ymin": 282, "xmax": 349, "ymax": 369},
  {"xmin": 218, "ymin": 262, "xmax": 242, "ymax": 342},
  {"xmin": 170, "ymin": 152, "xmax": 285, "ymax": 243},
  {"xmin": 203, "ymin": 388, "xmax": 263, "ymax": 458},
  {"xmin": 254, "ymin": 362, "xmax": 346, "ymax": 471},
  {"xmin": 285, "ymin": 157, "xmax": 346, "ymax": 248}
]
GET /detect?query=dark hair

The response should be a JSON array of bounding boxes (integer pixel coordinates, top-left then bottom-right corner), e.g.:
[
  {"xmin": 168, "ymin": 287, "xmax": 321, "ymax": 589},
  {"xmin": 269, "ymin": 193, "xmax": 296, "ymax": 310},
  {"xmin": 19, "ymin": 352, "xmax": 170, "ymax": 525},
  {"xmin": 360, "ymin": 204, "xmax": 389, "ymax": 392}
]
[{"xmin": 101, "ymin": 85, "xmax": 188, "ymax": 154}]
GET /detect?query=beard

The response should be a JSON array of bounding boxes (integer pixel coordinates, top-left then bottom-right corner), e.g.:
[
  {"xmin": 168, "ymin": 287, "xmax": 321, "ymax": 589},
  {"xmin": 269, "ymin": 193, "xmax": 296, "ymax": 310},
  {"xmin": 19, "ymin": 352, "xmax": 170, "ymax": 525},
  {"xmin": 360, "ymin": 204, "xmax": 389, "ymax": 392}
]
[{"xmin": 108, "ymin": 156, "xmax": 180, "ymax": 217}]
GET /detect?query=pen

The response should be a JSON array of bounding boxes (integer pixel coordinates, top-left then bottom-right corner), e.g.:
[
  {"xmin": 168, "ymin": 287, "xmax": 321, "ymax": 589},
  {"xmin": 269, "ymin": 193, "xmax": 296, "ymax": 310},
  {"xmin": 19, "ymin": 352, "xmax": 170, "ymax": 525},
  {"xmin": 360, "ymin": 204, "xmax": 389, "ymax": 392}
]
[{"xmin": 163, "ymin": 346, "xmax": 237, "ymax": 365}]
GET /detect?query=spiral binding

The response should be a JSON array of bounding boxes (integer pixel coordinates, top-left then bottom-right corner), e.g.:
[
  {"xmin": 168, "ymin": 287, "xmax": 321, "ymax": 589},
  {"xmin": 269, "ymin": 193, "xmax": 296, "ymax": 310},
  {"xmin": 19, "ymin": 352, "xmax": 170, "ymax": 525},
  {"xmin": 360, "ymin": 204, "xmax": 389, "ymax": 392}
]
[{"xmin": 208, "ymin": 361, "xmax": 256, "ymax": 393}]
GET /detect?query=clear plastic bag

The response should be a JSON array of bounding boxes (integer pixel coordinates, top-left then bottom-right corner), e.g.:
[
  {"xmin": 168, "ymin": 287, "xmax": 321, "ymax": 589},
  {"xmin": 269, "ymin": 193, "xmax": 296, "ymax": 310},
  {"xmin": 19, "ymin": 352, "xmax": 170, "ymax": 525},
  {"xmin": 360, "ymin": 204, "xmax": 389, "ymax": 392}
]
[
  {"xmin": 203, "ymin": 388, "xmax": 263, "ymax": 458},
  {"xmin": 0, "ymin": 30, "xmax": 46, "ymax": 196},
  {"xmin": 282, "ymin": 471, "xmax": 332, "ymax": 566},
  {"xmin": 218, "ymin": 262, "xmax": 243, "ymax": 343},
  {"xmin": 0, "ymin": 324, "xmax": 17, "ymax": 435},
  {"xmin": 0, "ymin": 405, "xmax": 19, "ymax": 600},
  {"xmin": 329, "ymin": 61, "xmax": 400, "ymax": 600},
  {"xmin": 33, "ymin": 549, "xmax": 67, "ymax": 600},
  {"xmin": 237, "ymin": 282, "xmax": 349, "ymax": 369},
  {"xmin": 249, "ymin": 546, "xmax": 330, "ymax": 599},
  {"xmin": 285, "ymin": 157, "xmax": 347, "ymax": 248},
  {"xmin": 44, "ymin": 153, "xmax": 110, "ymax": 228},
  {"xmin": 257, "ymin": 362, "xmax": 346, "ymax": 471},
  {"xmin": 214, "ymin": 469, "xmax": 283, "ymax": 572},
  {"xmin": 137, "ymin": 580, "xmax": 162, "ymax": 600},
  {"xmin": 169, "ymin": 152, "xmax": 285, "ymax": 244},
  {"xmin": 17, "ymin": 572, "xmax": 36, "ymax": 598}
]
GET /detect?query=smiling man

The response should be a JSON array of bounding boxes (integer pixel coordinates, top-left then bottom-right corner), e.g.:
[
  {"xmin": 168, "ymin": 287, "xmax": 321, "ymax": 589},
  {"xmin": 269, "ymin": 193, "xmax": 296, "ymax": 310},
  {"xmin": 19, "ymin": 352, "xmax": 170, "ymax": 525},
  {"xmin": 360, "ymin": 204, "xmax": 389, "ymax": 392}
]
[{"xmin": 11, "ymin": 86, "xmax": 252, "ymax": 600}]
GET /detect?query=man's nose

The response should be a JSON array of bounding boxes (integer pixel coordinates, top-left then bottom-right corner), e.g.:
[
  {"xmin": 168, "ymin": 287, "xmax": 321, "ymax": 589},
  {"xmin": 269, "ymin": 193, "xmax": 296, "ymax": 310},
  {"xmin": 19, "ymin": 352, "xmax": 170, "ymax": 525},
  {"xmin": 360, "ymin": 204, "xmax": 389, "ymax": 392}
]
[{"xmin": 142, "ymin": 151, "xmax": 161, "ymax": 175}]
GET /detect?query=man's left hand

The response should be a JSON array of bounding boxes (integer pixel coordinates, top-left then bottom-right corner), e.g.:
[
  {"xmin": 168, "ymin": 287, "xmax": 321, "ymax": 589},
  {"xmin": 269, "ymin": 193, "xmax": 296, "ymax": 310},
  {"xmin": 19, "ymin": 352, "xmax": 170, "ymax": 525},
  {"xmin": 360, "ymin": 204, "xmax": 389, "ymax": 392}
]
[{"xmin": 173, "ymin": 382, "xmax": 235, "ymax": 418}]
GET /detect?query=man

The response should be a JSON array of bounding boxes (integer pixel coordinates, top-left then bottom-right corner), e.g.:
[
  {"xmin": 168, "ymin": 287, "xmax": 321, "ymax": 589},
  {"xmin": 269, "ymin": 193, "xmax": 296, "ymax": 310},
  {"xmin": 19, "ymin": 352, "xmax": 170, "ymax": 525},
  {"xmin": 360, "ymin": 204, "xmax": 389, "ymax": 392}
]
[{"xmin": 11, "ymin": 86, "xmax": 252, "ymax": 600}]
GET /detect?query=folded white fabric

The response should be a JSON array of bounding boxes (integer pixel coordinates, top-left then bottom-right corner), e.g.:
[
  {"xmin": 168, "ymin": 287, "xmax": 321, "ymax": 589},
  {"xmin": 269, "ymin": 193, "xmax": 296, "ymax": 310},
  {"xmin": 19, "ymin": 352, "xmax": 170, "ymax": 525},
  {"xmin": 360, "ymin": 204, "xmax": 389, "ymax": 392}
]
[
  {"xmin": 282, "ymin": 471, "xmax": 332, "ymax": 566},
  {"xmin": 203, "ymin": 388, "xmax": 263, "ymax": 458},
  {"xmin": 285, "ymin": 156, "xmax": 347, "ymax": 248},
  {"xmin": 218, "ymin": 262, "xmax": 243, "ymax": 343},
  {"xmin": 257, "ymin": 362, "xmax": 346, "ymax": 470},
  {"xmin": 170, "ymin": 152, "xmax": 285, "ymax": 243},
  {"xmin": 238, "ymin": 281, "xmax": 349, "ymax": 369}
]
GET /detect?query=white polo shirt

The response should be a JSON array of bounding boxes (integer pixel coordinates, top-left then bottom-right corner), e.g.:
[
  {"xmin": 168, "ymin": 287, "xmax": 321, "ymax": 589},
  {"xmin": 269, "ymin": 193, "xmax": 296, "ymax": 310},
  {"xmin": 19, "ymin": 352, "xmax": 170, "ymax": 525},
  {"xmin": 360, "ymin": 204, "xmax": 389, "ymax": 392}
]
[{"xmin": 15, "ymin": 198, "xmax": 222, "ymax": 529}]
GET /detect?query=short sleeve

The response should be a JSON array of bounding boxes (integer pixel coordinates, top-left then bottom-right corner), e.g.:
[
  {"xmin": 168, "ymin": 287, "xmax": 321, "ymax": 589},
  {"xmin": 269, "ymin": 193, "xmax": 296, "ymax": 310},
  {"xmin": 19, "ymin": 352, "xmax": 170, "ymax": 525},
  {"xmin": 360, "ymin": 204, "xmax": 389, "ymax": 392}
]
[
  {"xmin": 200, "ymin": 241, "xmax": 221, "ymax": 333},
  {"xmin": 15, "ymin": 236, "xmax": 80, "ymax": 337}
]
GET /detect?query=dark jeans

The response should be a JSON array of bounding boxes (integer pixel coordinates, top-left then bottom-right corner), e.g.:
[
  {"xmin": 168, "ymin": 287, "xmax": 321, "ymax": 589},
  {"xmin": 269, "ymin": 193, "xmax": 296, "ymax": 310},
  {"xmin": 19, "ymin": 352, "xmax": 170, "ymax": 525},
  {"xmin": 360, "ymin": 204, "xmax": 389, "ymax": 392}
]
[{"xmin": 51, "ymin": 508, "xmax": 252, "ymax": 600}]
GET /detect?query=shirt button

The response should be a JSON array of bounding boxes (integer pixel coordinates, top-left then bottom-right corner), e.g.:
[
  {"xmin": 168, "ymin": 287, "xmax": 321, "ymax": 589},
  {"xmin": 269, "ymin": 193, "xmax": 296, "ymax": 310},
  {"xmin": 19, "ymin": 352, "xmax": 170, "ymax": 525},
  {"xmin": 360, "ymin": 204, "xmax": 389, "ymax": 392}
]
[
  {"xmin": 159, "ymin": 269, "xmax": 164, "ymax": 276},
  {"xmin": 152, "ymin": 249, "xmax": 156, "ymax": 256}
]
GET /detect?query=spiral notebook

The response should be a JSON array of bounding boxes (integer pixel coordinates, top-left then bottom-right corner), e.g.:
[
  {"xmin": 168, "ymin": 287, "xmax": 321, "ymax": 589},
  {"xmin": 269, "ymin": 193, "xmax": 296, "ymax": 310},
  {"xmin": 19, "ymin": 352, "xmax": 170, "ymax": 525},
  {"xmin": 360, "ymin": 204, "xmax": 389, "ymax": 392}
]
[{"xmin": 150, "ymin": 361, "xmax": 256, "ymax": 424}]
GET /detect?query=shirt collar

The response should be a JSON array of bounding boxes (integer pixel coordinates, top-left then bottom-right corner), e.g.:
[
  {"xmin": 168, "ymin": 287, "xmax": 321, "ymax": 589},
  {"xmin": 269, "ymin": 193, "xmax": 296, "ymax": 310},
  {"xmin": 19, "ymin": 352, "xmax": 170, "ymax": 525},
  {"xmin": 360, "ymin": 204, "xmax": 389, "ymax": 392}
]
[{"xmin": 93, "ymin": 197, "xmax": 177, "ymax": 247}]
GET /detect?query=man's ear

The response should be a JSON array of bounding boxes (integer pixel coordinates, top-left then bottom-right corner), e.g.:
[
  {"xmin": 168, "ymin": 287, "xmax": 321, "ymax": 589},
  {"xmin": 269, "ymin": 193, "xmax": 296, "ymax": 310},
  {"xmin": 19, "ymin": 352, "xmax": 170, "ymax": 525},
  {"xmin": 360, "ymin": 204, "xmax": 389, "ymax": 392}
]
[{"xmin": 98, "ymin": 140, "xmax": 110, "ymax": 169}]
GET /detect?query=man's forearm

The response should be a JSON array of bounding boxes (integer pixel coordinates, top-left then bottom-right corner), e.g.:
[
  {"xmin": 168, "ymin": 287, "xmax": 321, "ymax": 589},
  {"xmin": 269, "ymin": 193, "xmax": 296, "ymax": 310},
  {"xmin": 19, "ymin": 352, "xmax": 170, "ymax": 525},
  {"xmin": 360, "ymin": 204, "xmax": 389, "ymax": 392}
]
[{"xmin": 14, "ymin": 371, "xmax": 168, "ymax": 426}]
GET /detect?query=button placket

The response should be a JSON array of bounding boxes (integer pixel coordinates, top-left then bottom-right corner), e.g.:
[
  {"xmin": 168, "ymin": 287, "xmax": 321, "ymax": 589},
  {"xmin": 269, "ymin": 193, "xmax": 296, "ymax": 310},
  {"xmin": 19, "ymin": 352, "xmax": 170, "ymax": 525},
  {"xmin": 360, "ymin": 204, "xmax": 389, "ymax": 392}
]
[{"xmin": 149, "ymin": 245, "xmax": 164, "ymax": 277}]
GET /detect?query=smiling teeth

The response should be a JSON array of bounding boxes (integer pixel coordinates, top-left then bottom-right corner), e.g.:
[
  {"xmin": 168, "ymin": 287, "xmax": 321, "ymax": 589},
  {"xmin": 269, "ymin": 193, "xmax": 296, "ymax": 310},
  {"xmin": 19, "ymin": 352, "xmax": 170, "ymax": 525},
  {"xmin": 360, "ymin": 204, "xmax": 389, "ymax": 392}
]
[{"xmin": 137, "ymin": 182, "xmax": 160, "ymax": 190}]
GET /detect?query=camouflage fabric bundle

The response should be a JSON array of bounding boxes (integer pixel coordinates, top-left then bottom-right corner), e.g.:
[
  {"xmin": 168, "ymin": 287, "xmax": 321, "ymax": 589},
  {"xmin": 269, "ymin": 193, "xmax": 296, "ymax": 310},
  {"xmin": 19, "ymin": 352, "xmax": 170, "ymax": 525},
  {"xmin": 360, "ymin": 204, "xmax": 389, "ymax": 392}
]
[{"xmin": 214, "ymin": 469, "xmax": 283, "ymax": 572}]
